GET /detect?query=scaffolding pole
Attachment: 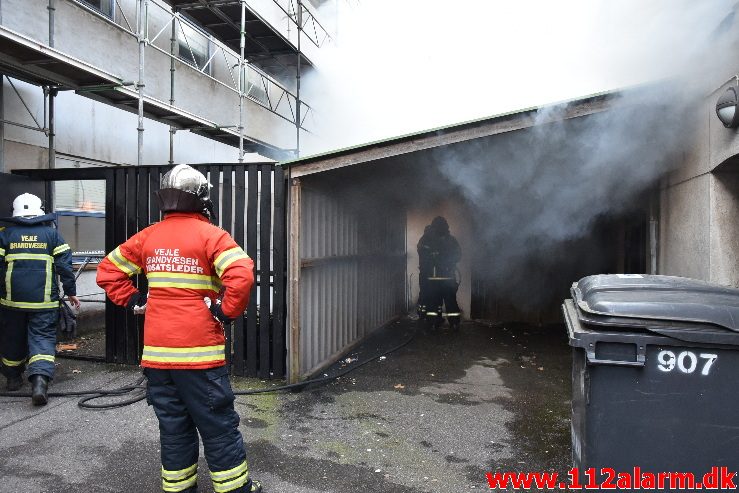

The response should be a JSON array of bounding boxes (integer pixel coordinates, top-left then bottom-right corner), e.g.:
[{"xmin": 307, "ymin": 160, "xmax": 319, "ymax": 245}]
[
  {"xmin": 238, "ymin": 0, "xmax": 246, "ymax": 163},
  {"xmin": 137, "ymin": 0, "xmax": 148, "ymax": 167},
  {"xmin": 169, "ymin": 16, "xmax": 176, "ymax": 165},
  {"xmin": 295, "ymin": 0, "xmax": 302, "ymax": 158},
  {"xmin": 48, "ymin": 0, "xmax": 55, "ymax": 47},
  {"xmin": 48, "ymin": 87, "xmax": 56, "ymax": 169}
]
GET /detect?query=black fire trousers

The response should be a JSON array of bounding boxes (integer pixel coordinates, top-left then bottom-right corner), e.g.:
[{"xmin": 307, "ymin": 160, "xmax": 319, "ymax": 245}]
[
  {"xmin": 425, "ymin": 278, "xmax": 461, "ymax": 325},
  {"xmin": 144, "ymin": 366, "xmax": 254, "ymax": 493},
  {"xmin": 0, "ymin": 307, "xmax": 58, "ymax": 380}
]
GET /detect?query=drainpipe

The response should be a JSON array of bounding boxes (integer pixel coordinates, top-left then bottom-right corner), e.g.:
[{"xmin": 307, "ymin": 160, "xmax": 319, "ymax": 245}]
[
  {"xmin": 649, "ymin": 192, "xmax": 659, "ymax": 275},
  {"xmin": 48, "ymin": 0, "xmax": 55, "ymax": 47},
  {"xmin": 169, "ymin": 16, "xmax": 176, "ymax": 165},
  {"xmin": 137, "ymin": 0, "xmax": 148, "ymax": 166}
]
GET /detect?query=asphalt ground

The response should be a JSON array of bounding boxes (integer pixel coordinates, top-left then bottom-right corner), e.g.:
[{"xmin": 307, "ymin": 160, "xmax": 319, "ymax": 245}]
[{"xmin": 0, "ymin": 319, "xmax": 572, "ymax": 492}]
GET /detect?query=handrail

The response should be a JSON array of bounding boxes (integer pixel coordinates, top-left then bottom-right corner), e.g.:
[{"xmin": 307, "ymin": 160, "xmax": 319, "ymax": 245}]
[
  {"xmin": 272, "ymin": 0, "xmax": 332, "ymax": 49},
  {"xmin": 64, "ymin": 0, "xmax": 313, "ymax": 130}
]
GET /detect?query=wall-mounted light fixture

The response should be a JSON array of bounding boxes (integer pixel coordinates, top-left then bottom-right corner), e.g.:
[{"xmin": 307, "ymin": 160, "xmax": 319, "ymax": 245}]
[{"xmin": 716, "ymin": 85, "xmax": 739, "ymax": 128}]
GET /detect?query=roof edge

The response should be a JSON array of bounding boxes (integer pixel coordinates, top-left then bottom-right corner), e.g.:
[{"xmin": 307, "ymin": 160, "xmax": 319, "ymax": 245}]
[{"xmin": 281, "ymin": 88, "xmax": 625, "ymax": 169}]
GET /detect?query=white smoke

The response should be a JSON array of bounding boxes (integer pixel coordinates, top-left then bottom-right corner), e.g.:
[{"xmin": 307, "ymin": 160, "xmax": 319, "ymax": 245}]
[
  {"xmin": 303, "ymin": 0, "xmax": 738, "ymax": 154},
  {"xmin": 300, "ymin": 0, "xmax": 739, "ymax": 308}
]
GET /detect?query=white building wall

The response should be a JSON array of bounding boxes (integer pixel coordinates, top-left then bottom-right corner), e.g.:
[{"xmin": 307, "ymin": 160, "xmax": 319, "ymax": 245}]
[
  {"xmin": 0, "ymin": 0, "xmax": 316, "ymax": 171},
  {"xmin": 2, "ymin": 79, "xmax": 263, "ymax": 171}
]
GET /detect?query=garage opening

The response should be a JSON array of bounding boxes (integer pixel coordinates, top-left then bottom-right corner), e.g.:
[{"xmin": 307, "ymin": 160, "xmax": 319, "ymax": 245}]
[{"xmin": 287, "ymin": 94, "xmax": 664, "ymax": 382}]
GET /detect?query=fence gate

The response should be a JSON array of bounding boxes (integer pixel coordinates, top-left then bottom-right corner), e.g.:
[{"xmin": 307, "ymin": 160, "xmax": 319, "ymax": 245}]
[{"xmin": 16, "ymin": 163, "xmax": 287, "ymax": 379}]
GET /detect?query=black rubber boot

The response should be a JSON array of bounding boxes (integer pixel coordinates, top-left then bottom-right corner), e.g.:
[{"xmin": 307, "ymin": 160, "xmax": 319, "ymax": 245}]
[
  {"xmin": 249, "ymin": 479, "xmax": 263, "ymax": 493},
  {"xmin": 5, "ymin": 375, "xmax": 22, "ymax": 391},
  {"xmin": 30, "ymin": 375, "xmax": 49, "ymax": 406}
]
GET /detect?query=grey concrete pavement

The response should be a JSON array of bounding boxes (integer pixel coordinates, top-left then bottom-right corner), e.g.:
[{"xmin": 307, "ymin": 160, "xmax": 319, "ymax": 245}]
[{"xmin": 0, "ymin": 320, "xmax": 572, "ymax": 492}]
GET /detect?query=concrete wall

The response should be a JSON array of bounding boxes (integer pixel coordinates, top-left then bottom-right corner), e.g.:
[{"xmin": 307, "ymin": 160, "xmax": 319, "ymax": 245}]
[
  {"xmin": 660, "ymin": 79, "xmax": 739, "ymax": 287},
  {"xmin": 710, "ymin": 171, "xmax": 739, "ymax": 286},
  {"xmin": 659, "ymin": 175, "xmax": 711, "ymax": 280},
  {"xmin": 406, "ymin": 201, "xmax": 472, "ymax": 319},
  {"xmin": 4, "ymin": 140, "xmax": 49, "ymax": 170}
]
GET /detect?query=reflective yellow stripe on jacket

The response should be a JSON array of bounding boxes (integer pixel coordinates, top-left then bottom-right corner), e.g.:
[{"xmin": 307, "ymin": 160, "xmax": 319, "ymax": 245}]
[
  {"xmin": 6, "ymin": 253, "xmax": 53, "ymax": 262},
  {"xmin": 52, "ymin": 243, "xmax": 70, "ymax": 255},
  {"xmin": 0, "ymin": 299, "xmax": 59, "ymax": 309},
  {"xmin": 107, "ymin": 246, "xmax": 142, "ymax": 276},
  {"xmin": 141, "ymin": 345, "xmax": 226, "ymax": 364},
  {"xmin": 214, "ymin": 247, "xmax": 250, "ymax": 277},
  {"xmin": 3, "ymin": 252, "xmax": 54, "ymax": 307},
  {"xmin": 0, "ymin": 247, "xmax": 5, "ymax": 257},
  {"xmin": 5, "ymin": 259, "xmax": 12, "ymax": 300},
  {"xmin": 146, "ymin": 271, "xmax": 221, "ymax": 291}
]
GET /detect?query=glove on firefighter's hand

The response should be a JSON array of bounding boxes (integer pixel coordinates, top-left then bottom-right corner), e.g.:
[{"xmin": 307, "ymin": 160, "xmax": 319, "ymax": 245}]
[
  {"xmin": 209, "ymin": 298, "xmax": 234, "ymax": 324},
  {"xmin": 126, "ymin": 292, "xmax": 148, "ymax": 315}
]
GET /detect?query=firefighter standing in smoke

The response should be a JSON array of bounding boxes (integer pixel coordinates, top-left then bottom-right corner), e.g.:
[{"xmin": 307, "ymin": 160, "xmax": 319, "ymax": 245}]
[
  {"xmin": 0, "ymin": 193, "xmax": 80, "ymax": 405},
  {"xmin": 97, "ymin": 165, "xmax": 262, "ymax": 493},
  {"xmin": 417, "ymin": 216, "xmax": 462, "ymax": 328}
]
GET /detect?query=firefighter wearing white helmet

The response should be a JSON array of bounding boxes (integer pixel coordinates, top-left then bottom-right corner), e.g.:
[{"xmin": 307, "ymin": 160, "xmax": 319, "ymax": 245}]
[
  {"xmin": 97, "ymin": 165, "xmax": 262, "ymax": 493},
  {"xmin": 0, "ymin": 193, "xmax": 80, "ymax": 404},
  {"xmin": 13, "ymin": 193, "xmax": 46, "ymax": 217}
]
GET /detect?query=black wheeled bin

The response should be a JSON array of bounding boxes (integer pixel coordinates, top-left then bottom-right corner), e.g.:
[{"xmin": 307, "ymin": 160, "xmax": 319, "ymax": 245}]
[{"xmin": 563, "ymin": 274, "xmax": 739, "ymax": 486}]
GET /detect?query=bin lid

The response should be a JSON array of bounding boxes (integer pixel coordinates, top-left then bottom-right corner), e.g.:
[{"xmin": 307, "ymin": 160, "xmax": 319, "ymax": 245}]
[{"xmin": 572, "ymin": 274, "xmax": 739, "ymax": 332}]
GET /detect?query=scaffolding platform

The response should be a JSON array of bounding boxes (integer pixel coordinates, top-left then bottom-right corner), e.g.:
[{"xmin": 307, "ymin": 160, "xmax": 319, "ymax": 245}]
[
  {"xmin": 0, "ymin": 24, "xmax": 289, "ymax": 160},
  {"xmin": 164, "ymin": 0, "xmax": 315, "ymax": 68}
]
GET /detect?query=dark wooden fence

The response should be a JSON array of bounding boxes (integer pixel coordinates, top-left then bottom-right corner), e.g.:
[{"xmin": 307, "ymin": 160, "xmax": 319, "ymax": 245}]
[{"xmin": 14, "ymin": 164, "xmax": 286, "ymax": 379}]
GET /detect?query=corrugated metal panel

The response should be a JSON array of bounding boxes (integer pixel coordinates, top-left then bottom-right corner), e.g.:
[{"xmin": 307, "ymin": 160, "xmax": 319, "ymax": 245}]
[{"xmin": 299, "ymin": 186, "xmax": 405, "ymax": 376}]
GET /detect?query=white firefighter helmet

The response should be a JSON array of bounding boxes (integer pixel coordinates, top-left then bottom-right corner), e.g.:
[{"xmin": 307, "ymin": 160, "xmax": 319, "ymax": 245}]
[
  {"xmin": 12, "ymin": 193, "xmax": 45, "ymax": 218},
  {"xmin": 160, "ymin": 164, "xmax": 211, "ymax": 198},
  {"xmin": 155, "ymin": 164, "xmax": 215, "ymax": 217}
]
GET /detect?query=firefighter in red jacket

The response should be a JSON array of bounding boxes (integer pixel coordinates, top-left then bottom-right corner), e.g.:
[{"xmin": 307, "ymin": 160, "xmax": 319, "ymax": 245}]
[{"xmin": 97, "ymin": 165, "xmax": 262, "ymax": 493}]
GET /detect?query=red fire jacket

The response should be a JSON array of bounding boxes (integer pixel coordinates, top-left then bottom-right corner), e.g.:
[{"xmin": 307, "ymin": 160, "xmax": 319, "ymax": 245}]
[{"xmin": 96, "ymin": 212, "xmax": 254, "ymax": 369}]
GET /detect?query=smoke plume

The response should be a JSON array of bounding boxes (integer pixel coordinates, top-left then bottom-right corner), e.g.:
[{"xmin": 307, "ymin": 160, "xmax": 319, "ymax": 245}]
[{"xmin": 301, "ymin": 0, "xmax": 739, "ymax": 309}]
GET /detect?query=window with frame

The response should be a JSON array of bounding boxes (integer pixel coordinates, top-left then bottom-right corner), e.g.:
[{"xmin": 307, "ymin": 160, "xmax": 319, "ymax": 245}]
[
  {"xmin": 177, "ymin": 21, "xmax": 211, "ymax": 73},
  {"xmin": 79, "ymin": 0, "xmax": 114, "ymax": 18}
]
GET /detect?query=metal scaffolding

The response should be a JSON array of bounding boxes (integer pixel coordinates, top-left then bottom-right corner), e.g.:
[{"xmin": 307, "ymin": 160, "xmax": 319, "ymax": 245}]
[
  {"xmin": 162, "ymin": 0, "xmax": 331, "ymax": 158},
  {"xmin": 0, "ymin": 77, "xmax": 56, "ymax": 173},
  {"xmin": 0, "ymin": 0, "xmax": 330, "ymax": 166}
]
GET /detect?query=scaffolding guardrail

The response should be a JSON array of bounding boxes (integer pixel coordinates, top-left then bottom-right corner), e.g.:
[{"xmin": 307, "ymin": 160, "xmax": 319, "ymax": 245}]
[
  {"xmin": 85, "ymin": 0, "xmax": 314, "ymax": 157},
  {"xmin": 5, "ymin": 0, "xmax": 321, "ymax": 163}
]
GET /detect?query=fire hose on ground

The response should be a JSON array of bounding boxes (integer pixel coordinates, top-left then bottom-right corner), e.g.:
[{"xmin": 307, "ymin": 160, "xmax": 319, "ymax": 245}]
[{"xmin": 0, "ymin": 324, "xmax": 419, "ymax": 410}]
